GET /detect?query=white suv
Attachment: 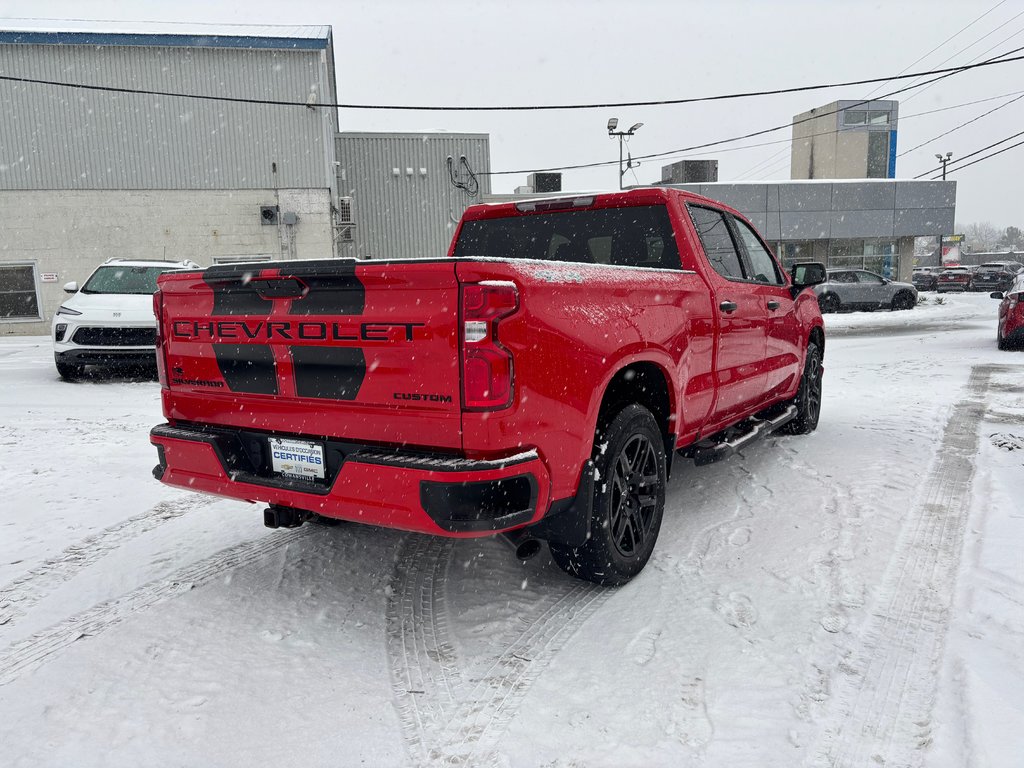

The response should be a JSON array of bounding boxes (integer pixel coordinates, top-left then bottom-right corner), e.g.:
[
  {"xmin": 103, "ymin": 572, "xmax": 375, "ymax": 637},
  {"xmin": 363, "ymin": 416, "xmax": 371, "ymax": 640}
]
[{"xmin": 52, "ymin": 258, "xmax": 200, "ymax": 380}]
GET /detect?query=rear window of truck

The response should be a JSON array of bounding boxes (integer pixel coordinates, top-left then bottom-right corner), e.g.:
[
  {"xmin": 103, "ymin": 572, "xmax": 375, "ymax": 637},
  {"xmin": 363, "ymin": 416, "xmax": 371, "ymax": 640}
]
[{"xmin": 454, "ymin": 204, "xmax": 681, "ymax": 270}]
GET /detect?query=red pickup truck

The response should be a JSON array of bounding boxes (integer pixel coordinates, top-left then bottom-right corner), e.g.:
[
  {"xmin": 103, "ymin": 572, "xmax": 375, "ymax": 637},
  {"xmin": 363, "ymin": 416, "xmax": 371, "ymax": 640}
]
[{"xmin": 150, "ymin": 188, "xmax": 826, "ymax": 585}]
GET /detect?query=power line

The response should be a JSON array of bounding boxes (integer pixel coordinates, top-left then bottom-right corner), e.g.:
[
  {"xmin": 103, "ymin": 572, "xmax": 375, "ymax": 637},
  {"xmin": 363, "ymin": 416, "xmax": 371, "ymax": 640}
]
[
  {"xmin": 483, "ymin": 47, "xmax": 1024, "ymax": 176},
  {"xmin": 863, "ymin": 0, "xmax": 1008, "ymax": 98},
  {"xmin": 902, "ymin": 16, "xmax": 1024, "ymax": 103},
  {"xmin": 897, "ymin": 92, "xmax": 1024, "ymax": 157},
  {"xmin": 903, "ymin": 88, "xmax": 1024, "ymax": 117},
  {"xmin": 914, "ymin": 128, "xmax": 1024, "ymax": 178},
  {"xmin": 1, "ymin": 48, "xmax": 1024, "ymax": 112},
  {"xmin": 729, "ymin": 88, "xmax": 1024, "ymax": 179},
  {"xmin": 934, "ymin": 135, "xmax": 1024, "ymax": 175}
]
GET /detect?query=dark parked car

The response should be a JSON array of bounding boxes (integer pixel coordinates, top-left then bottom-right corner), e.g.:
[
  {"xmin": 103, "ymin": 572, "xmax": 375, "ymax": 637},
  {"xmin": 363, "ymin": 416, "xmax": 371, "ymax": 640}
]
[
  {"xmin": 971, "ymin": 261, "xmax": 1024, "ymax": 293},
  {"xmin": 991, "ymin": 273, "xmax": 1024, "ymax": 350},
  {"xmin": 912, "ymin": 266, "xmax": 944, "ymax": 291},
  {"xmin": 814, "ymin": 269, "xmax": 917, "ymax": 312}
]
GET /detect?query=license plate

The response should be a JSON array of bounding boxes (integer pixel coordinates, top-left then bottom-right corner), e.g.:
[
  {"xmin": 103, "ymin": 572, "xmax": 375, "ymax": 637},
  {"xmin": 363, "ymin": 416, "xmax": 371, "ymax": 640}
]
[{"xmin": 269, "ymin": 437, "xmax": 325, "ymax": 482}]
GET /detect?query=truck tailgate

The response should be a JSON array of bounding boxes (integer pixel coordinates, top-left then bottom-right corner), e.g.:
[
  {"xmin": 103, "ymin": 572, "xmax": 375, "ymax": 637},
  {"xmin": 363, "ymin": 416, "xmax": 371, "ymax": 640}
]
[{"xmin": 157, "ymin": 259, "xmax": 462, "ymax": 450}]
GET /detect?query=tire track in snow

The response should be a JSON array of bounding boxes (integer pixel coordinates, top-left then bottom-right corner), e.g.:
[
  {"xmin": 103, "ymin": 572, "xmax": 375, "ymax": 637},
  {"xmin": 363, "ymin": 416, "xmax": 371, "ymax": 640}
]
[
  {"xmin": 809, "ymin": 365, "xmax": 1009, "ymax": 768},
  {"xmin": 385, "ymin": 535, "xmax": 466, "ymax": 766},
  {"xmin": 386, "ymin": 535, "xmax": 612, "ymax": 767},
  {"xmin": 0, "ymin": 496, "xmax": 214, "ymax": 630},
  {"xmin": 435, "ymin": 580, "xmax": 610, "ymax": 766},
  {"xmin": 0, "ymin": 528, "xmax": 312, "ymax": 686}
]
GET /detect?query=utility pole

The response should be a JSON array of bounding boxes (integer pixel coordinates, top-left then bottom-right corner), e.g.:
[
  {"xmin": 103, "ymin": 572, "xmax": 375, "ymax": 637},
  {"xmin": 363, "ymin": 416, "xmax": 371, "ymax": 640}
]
[
  {"xmin": 607, "ymin": 118, "xmax": 644, "ymax": 189},
  {"xmin": 935, "ymin": 152, "xmax": 952, "ymax": 265}
]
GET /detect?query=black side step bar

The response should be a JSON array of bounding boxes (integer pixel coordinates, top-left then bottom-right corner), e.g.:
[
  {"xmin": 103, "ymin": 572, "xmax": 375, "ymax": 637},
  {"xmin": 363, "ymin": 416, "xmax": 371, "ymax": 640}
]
[{"xmin": 682, "ymin": 405, "xmax": 797, "ymax": 467}]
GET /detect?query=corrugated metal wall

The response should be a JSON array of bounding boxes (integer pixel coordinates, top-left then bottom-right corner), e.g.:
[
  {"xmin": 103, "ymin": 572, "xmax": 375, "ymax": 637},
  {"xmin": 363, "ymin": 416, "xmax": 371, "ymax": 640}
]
[
  {"xmin": 335, "ymin": 132, "xmax": 491, "ymax": 260},
  {"xmin": 0, "ymin": 42, "xmax": 337, "ymax": 190}
]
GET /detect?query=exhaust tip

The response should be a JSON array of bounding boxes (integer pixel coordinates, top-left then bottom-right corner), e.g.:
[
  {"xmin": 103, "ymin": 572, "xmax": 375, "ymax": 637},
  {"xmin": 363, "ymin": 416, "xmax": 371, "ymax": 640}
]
[{"xmin": 515, "ymin": 538, "xmax": 542, "ymax": 561}]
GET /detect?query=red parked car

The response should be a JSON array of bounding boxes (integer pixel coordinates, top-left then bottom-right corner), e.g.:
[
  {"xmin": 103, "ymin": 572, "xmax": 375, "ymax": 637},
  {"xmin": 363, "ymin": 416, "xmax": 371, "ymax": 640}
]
[
  {"xmin": 936, "ymin": 266, "xmax": 971, "ymax": 292},
  {"xmin": 992, "ymin": 273, "xmax": 1024, "ymax": 350}
]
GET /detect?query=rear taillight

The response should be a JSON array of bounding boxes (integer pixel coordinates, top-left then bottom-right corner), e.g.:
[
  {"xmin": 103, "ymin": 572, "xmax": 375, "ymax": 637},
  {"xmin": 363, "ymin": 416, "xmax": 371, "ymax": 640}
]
[
  {"xmin": 460, "ymin": 281, "xmax": 518, "ymax": 410},
  {"xmin": 1009, "ymin": 292, "xmax": 1022, "ymax": 310},
  {"xmin": 153, "ymin": 289, "xmax": 168, "ymax": 389}
]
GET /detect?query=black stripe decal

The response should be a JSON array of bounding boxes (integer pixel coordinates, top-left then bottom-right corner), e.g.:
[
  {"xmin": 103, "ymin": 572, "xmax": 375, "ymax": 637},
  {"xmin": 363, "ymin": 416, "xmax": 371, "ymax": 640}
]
[
  {"xmin": 291, "ymin": 346, "xmax": 365, "ymax": 400},
  {"xmin": 278, "ymin": 263, "xmax": 365, "ymax": 316},
  {"xmin": 203, "ymin": 265, "xmax": 272, "ymax": 317},
  {"xmin": 213, "ymin": 344, "xmax": 278, "ymax": 395}
]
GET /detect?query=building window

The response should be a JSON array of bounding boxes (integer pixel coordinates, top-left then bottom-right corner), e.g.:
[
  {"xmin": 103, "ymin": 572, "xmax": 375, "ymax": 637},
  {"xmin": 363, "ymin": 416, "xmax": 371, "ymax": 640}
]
[
  {"xmin": 867, "ymin": 131, "xmax": 890, "ymax": 178},
  {"xmin": 0, "ymin": 263, "xmax": 41, "ymax": 321},
  {"xmin": 828, "ymin": 239, "xmax": 898, "ymax": 278},
  {"xmin": 844, "ymin": 109, "xmax": 890, "ymax": 127},
  {"xmin": 777, "ymin": 241, "xmax": 816, "ymax": 267}
]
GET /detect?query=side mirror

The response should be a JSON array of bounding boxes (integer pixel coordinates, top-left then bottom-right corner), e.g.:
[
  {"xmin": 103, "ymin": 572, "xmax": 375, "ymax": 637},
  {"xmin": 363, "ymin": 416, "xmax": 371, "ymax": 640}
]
[
  {"xmin": 790, "ymin": 262, "xmax": 827, "ymax": 298},
  {"xmin": 63, "ymin": 281, "xmax": 78, "ymax": 294},
  {"xmin": 990, "ymin": 291, "xmax": 1004, "ymax": 299}
]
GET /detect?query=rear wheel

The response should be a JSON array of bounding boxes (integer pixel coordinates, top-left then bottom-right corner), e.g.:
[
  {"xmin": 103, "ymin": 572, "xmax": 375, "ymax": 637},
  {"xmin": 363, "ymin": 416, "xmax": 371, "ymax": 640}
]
[
  {"xmin": 549, "ymin": 404, "xmax": 666, "ymax": 586},
  {"xmin": 818, "ymin": 293, "xmax": 840, "ymax": 314},
  {"xmin": 779, "ymin": 341, "xmax": 823, "ymax": 435}
]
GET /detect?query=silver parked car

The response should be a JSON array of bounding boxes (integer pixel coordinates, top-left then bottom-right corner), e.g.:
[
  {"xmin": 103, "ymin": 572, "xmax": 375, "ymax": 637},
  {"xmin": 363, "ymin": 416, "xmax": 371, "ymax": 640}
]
[{"xmin": 813, "ymin": 269, "xmax": 918, "ymax": 313}]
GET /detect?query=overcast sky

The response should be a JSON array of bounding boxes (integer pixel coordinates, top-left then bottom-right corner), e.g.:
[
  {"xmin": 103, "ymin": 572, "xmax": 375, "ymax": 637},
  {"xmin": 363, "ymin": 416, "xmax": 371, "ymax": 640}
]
[{"xmin": 2, "ymin": 0, "xmax": 1023, "ymax": 229}]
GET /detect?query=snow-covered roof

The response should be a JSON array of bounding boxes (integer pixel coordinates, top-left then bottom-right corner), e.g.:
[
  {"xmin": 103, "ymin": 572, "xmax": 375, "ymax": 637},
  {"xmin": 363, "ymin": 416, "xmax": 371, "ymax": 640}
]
[{"xmin": 0, "ymin": 22, "xmax": 332, "ymax": 49}]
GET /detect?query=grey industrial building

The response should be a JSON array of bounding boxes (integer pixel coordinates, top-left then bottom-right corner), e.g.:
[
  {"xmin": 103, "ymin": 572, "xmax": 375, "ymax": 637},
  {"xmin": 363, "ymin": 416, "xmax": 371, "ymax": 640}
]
[
  {"xmin": 1, "ymin": 24, "xmax": 341, "ymax": 336},
  {"xmin": 335, "ymin": 132, "xmax": 490, "ymax": 261}
]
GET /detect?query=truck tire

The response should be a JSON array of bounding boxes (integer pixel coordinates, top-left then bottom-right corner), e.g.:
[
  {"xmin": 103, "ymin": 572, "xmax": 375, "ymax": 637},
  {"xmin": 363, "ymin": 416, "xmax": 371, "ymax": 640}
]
[
  {"xmin": 779, "ymin": 341, "xmax": 822, "ymax": 435},
  {"xmin": 549, "ymin": 404, "xmax": 666, "ymax": 586}
]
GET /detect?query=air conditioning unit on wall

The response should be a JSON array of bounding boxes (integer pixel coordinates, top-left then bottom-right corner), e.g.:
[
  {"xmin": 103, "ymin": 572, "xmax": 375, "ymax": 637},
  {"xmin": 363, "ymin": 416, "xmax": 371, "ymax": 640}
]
[
  {"xmin": 337, "ymin": 197, "xmax": 355, "ymax": 242},
  {"xmin": 338, "ymin": 197, "xmax": 354, "ymax": 224}
]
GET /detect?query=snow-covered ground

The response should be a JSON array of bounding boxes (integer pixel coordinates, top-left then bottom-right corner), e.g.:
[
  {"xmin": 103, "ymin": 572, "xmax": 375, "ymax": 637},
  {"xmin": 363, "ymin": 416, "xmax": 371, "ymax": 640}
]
[{"xmin": 0, "ymin": 292, "xmax": 1020, "ymax": 767}]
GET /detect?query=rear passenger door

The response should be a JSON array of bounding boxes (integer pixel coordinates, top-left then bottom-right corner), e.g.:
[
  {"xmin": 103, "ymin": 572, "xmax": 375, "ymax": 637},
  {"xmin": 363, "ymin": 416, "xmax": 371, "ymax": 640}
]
[
  {"xmin": 687, "ymin": 205, "xmax": 768, "ymax": 424},
  {"xmin": 728, "ymin": 216, "xmax": 803, "ymax": 401}
]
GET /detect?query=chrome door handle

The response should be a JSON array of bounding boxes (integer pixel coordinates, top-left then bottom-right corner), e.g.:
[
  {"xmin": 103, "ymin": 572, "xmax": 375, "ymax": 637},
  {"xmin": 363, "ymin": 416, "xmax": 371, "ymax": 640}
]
[
  {"xmin": 719, "ymin": 301, "xmax": 738, "ymax": 313},
  {"xmin": 767, "ymin": 300, "xmax": 780, "ymax": 310}
]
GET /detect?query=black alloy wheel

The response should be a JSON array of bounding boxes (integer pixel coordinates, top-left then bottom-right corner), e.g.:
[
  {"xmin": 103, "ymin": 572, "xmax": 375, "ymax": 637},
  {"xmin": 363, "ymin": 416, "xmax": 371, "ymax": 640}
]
[
  {"xmin": 780, "ymin": 341, "xmax": 823, "ymax": 435},
  {"xmin": 608, "ymin": 432, "xmax": 661, "ymax": 559},
  {"xmin": 550, "ymin": 404, "xmax": 666, "ymax": 586}
]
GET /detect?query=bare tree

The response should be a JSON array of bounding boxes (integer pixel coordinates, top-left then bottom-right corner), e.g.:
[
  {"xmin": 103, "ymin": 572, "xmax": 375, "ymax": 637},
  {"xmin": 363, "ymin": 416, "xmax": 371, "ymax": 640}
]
[{"xmin": 957, "ymin": 221, "xmax": 1001, "ymax": 252}]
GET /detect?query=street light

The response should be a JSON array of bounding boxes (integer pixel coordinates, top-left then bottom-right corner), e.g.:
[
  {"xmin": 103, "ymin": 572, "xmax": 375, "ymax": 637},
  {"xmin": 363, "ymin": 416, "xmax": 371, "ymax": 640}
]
[
  {"xmin": 608, "ymin": 118, "xmax": 644, "ymax": 189},
  {"xmin": 934, "ymin": 151, "xmax": 953, "ymax": 265}
]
